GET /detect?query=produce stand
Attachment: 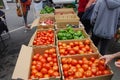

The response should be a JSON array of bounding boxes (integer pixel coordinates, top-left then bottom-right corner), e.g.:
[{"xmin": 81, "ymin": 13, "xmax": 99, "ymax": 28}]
[{"xmin": 12, "ymin": 7, "xmax": 114, "ymax": 80}]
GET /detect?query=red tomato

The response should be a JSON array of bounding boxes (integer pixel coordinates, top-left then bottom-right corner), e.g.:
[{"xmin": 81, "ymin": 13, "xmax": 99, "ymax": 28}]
[
  {"xmin": 41, "ymin": 68, "xmax": 48, "ymax": 74},
  {"xmin": 84, "ymin": 39, "xmax": 90, "ymax": 45},
  {"xmin": 84, "ymin": 70, "xmax": 92, "ymax": 77},
  {"xmin": 91, "ymin": 67, "xmax": 97, "ymax": 75},
  {"xmin": 36, "ymin": 64, "xmax": 42, "ymax": 71},
  {"xmin": 90, "ymin": 57, "xmax": 95, "ymax": 62},
  {"xmin": 64, "ymin": 71, "xmax": 68, "ymax": 77},
  {"xmin": 53, "ymin": 71, "xmax": 59, "ymax": 77},
  {"xmin": 99, "ymin": 59, "xmax": 105, "ymax": 65},
  {"xmin": 78, "ymin": 68, "xmax": 84, "ymax": 74},
  {"xmin": 48, "ymin": 69, "xmax": 54, "ymax": 76},
  {"xmin": 82, "ymin": 64, "xmax": 89, "ymax": 71},
  {"xmin": 69, "ymin": 50, "xmax": 75, "ymax": 55},
  {"xmin": 58, "ymin": 42, "xmax": 62, "ymax": 46},
  {"xmin": 103, "ymin": 70, "xmax": 111, "ymax": 75},
  {"xmin": 74, "ymin": 71, "xmax": 83, "ymax": 78},
  {"xmin": 62, "ymin": 58, "xmax": 67, "ymax": 64},
  {"xmin": 35, "ymin": 72, "xmax": 43, "ymax": 78},
  {"xmin": 62, "ymin": 64, "xmax": 70, "ymax": 71},
  {"xmin": 67, "ymin": 58, "xmax": 72, "ymax": 64},
  {"xmin": 47, "ymin": 57, "xmax": 52, "ymax": 62},
  {"xmin": 53, "ymin": 65, "xmax": 59, "ymax": 71},
  {"xmin": 69, "ymin": 42, "xmax": 74, "ymax": 47},
  {"xmin": 44, "ymin": 74, "xmax": 50, "ymax": 78},
  {"xmin": 73, "ymin": 46, "xmax": 79, "ymax": 53},
  {"xmin": 78, "ymin": 60, "xmax": 83, "ymax": 65},
  {"xmin": 44, "ymin": 64, "xmax": 51, "ymax": 70},
  {"xmin": 74, "ymin": 41, "xmax": 79, "ymax": 46},
  {"xmin": 71, "ymin": 59, "xmax": 78, "ymax": 66}
]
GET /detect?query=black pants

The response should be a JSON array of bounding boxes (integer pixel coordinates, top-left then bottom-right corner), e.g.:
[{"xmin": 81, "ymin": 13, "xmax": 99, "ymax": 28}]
[
  {"xmin": 91, "ymin": 33, "xmax": 111, "ymax": 55},
  {"xmin": 78, "ymin": 12, "xmax": 93, "ymax": 34}
]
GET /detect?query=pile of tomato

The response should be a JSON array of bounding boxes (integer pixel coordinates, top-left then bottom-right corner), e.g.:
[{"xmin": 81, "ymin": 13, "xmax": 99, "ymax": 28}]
[
  {"xmin": 33, "ymin": 30, "xmax": 54, "ymax": 46},
  {"xmin": 58, "ymin": 39, "xmax": 94, "ymax": 56},
  {"xmin": 61, "ymin": 57, "xmax": 111, "ymax": 80},
  {"xmin": 29, "ymin": 48, "xmax": 60, "ymax": 79}
]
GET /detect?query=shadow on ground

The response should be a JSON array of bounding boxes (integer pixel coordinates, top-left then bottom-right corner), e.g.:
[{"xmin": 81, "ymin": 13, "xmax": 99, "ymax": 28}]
[{"xmin": 0, "ymin": 27, "xmax": 36, "ymax": 80}]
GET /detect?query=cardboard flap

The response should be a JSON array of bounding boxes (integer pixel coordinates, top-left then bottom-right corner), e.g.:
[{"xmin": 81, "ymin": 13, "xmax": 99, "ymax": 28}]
[{"xmin": 12, "ymin": 45, "xmax": 32, "ymax": 80}]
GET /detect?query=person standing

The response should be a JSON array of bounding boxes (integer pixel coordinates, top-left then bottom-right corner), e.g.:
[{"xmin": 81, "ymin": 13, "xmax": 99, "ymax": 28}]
[
  {"xmin": 91, "ymin": 0, "xmax": 120, "ymax": 55},
  {"xmin": 33, "ymin": 0, "xmax": 43, "ymax": 18},
  {"xmin": 16, "ymin": 0, "xmax": 32, "ymax": 29},
  {"xmin": 78, "ymin": 0, "xmax": 96, "ymax": 33}
]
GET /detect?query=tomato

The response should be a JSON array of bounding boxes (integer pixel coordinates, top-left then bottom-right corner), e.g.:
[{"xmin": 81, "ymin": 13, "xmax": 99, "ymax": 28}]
[
  {"xmin": 44, "ymin": 64, "xmax": 51, "ymax": 70},
  {"xmin": 53, "ymin": 58, "xmax": 57, "ymax": 63},
  {"xmin": 59, "ymin": 49, "xmax": 66, "ymax": 54},
  {"xmin": 49, "ymin": 61, "xmax": 54, "ymax": 66},
  {"xmin": 96, "ymin": 71, "xmax": 103, "ymax": 76},
  {"xmin": 32, "ymin": 61, "xmax": 37, "ymax": 65},
  {"xmin": 36, "ymin": 64, "xmax": 42, "ymax": 71},
  {"xmin": 73, "ymin": 46, "xmax": 79, "ymax": 53},
  {"xmin": 41, "ymin": 68, "xmax": 48, "ymax": 74},
  {"xmin": 74, "ymin": 41, "xmax": 79, "ymax": 46},
  {"xmin": 71, "ymin": 59, "xmax": 78, "ymax": 66},
  {"xmin": 74, "ymin": 71, "xmax": 83, "ymax": 78},
  {"xmin": 62, "ymin": 64, "xmax": 70, "ymax": 71},
  {"xmin": 69, "ymin": 50, "xmax": 75, "ymax": 55},
  {"xmin": 31, "ymin": 69, "xmax": 38, "ymax": 75},
  {"xmin": 52, "ymin": 53, "xmax": 57, "ymax": 58},
  {"xmin": 47, "ymin": 57, "xmax": 52, "ymax": 62},
  {"xmin": 31, "ymin": 65, "xmax": 36, "ymax": 70},
  {"xmin": 98, "ymin": 65, "xmax": 106, "ymax": 71},
  {"xmin": 62, "ymin": 58, "xmax": 67, "ymax": 64},
  {"xmin": 40, "ymin": 58, "xmax": 47, "ymax": 63},
  {"xmin": 78, "ymin": 68, "xmax": 84, "ymax": 74},
  {"xmin": 78, "ymin": 50, "xmax": 84, "ymax": 54},
  {"xmin": 48, "ymin": 69, "xmax": 54, "ymax": 76},
  {"xmin": 82, "ymin": 64, "xmax": 89, "ymax": 71},
  {"xmin": 53, "ymin": 71, "xmax": 59, "ymax": 77},
  {"xmin": 49, "ymin": 48, "xmax": 56, "ymax": 54},
  {"xmin": 84, "ymin": 45, "xmax": 90, "ymax": 51},
  {"xmin": 99, "ymin": 59, "xmax": 105, "ymax": 65},
  {"xmin": 35, "ymin": 72, "xmax": 43, "ymax": 78},
  {"xmin": 69, "ymin": 42, "xmax": 74, "ymax": 47},
  {"xmin": 53, "ymin": 65, "xmax": 59, "ymax": 71},
  {"xmin": 67, "ymin": 58, "xmax": 72, "ymax": 64},
  {"xmin": 67, "ymin": 69, "xmax": 75, "ymax": 76},
  {"xmin": 84, "ymin": 70, "xmax": 92, "ymax": 77},
  {"xmin": 90, "ymin": 57, "xmax": 95, "ymax": 62},
  {"xmin": 64, "ymin": 71, "xmax": 68, "ymax": 77},
  {"xmin": 78, "ymin": 60, "xmax": 83, "ymax": 65},
  {"xmin": 44, "ymin": 74, "xmax": 50, "ymax": 78},
  {"xmin": 30, "ymin": 74, "xmax": 35, "ymax": 79},
  {"xmin": 91, "ymin": 67, "xmax": 97, "ymax": 75},
  {"xmin": 103, "ymin": 70, "xmax": 111, "ymax": 75},
  {"xmin": 58, "ymin": 42, "xmax": 62, "ymax": 46},
  {"xmin": 43, "ymin": 53, "xmax": 49, "ymax": 59},
  {"xmin": 84, "ymin": 39, "xmax": 90, "ymax": 45}
]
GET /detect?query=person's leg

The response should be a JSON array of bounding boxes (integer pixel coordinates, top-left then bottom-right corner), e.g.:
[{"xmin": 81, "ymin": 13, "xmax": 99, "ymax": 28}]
[
  {"xmin": 78, "ymin": 12, "xmax": 84, "ymax": 19},
  {"xmin": 23, "ymin": 10, "xmax": 29, "ymax": 28},
  {"xmin": 91, "ymin": 33, "xmax": 100, "ymax": 47},
  {"xmin": 99, "ymin": 38, "xmax": 111, "ymax": 55}
]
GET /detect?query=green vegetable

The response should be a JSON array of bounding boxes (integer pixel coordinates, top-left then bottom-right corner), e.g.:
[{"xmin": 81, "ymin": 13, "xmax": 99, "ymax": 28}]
[
  {"xmin": 76, "ymin": 31, "xmax": 82, "ymax": 36},
  {"xmin": 61, "ymin": 37, "xmax": 67, "ymax": 40},
  {"xmin": 79, "ymin": 35, "xmax": 85, "ymax": 39},
  {"xmin": 74, "ymin": 36, "xmax": 79, "ymax": 39}
]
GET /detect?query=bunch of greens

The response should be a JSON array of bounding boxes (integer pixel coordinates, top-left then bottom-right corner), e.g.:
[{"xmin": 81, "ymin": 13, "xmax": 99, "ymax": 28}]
[{"xmin": 40, "ymin": 6, "xmax": 54, "ymax": 14}]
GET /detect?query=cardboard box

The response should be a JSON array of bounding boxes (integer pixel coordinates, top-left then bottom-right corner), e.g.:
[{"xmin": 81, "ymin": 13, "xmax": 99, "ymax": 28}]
[
  {"xmin": 55, "ymin": 14, "xmax": 79, "ymax": 28},
  {"xmin": 56, "ymin": 27, "xmax": 90, "ymax": 41},
  {"xmin": 12, "ymin": 45, "xmax": 33, "ymax": 80},
  {"xmin": 55, "ymin": 8, "xmax": 75, "ymax": 15},
  {"xmin": 57, "ymin": 39, "xmax": 99, "ymax": 57},
  {"xmin": 38, "ymin": 14, "xmax": 55, "ymax": 29},
  {"xmin": 12, "ymin": 45, "xmax": 61, "ymax": 80},
  {"xmin": 60, "ymin": 54, "xmax": 113, "ymax": 80},
  {"xmin": 28, "ymin": 29, "xmax": 55, "ymax": 47}
]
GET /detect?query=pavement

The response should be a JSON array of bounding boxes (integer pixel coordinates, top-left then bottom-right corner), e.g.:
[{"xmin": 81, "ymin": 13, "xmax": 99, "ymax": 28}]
[{"xmin": 0, "ymin": 2, "xmax": 120, "ymax": 80}]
